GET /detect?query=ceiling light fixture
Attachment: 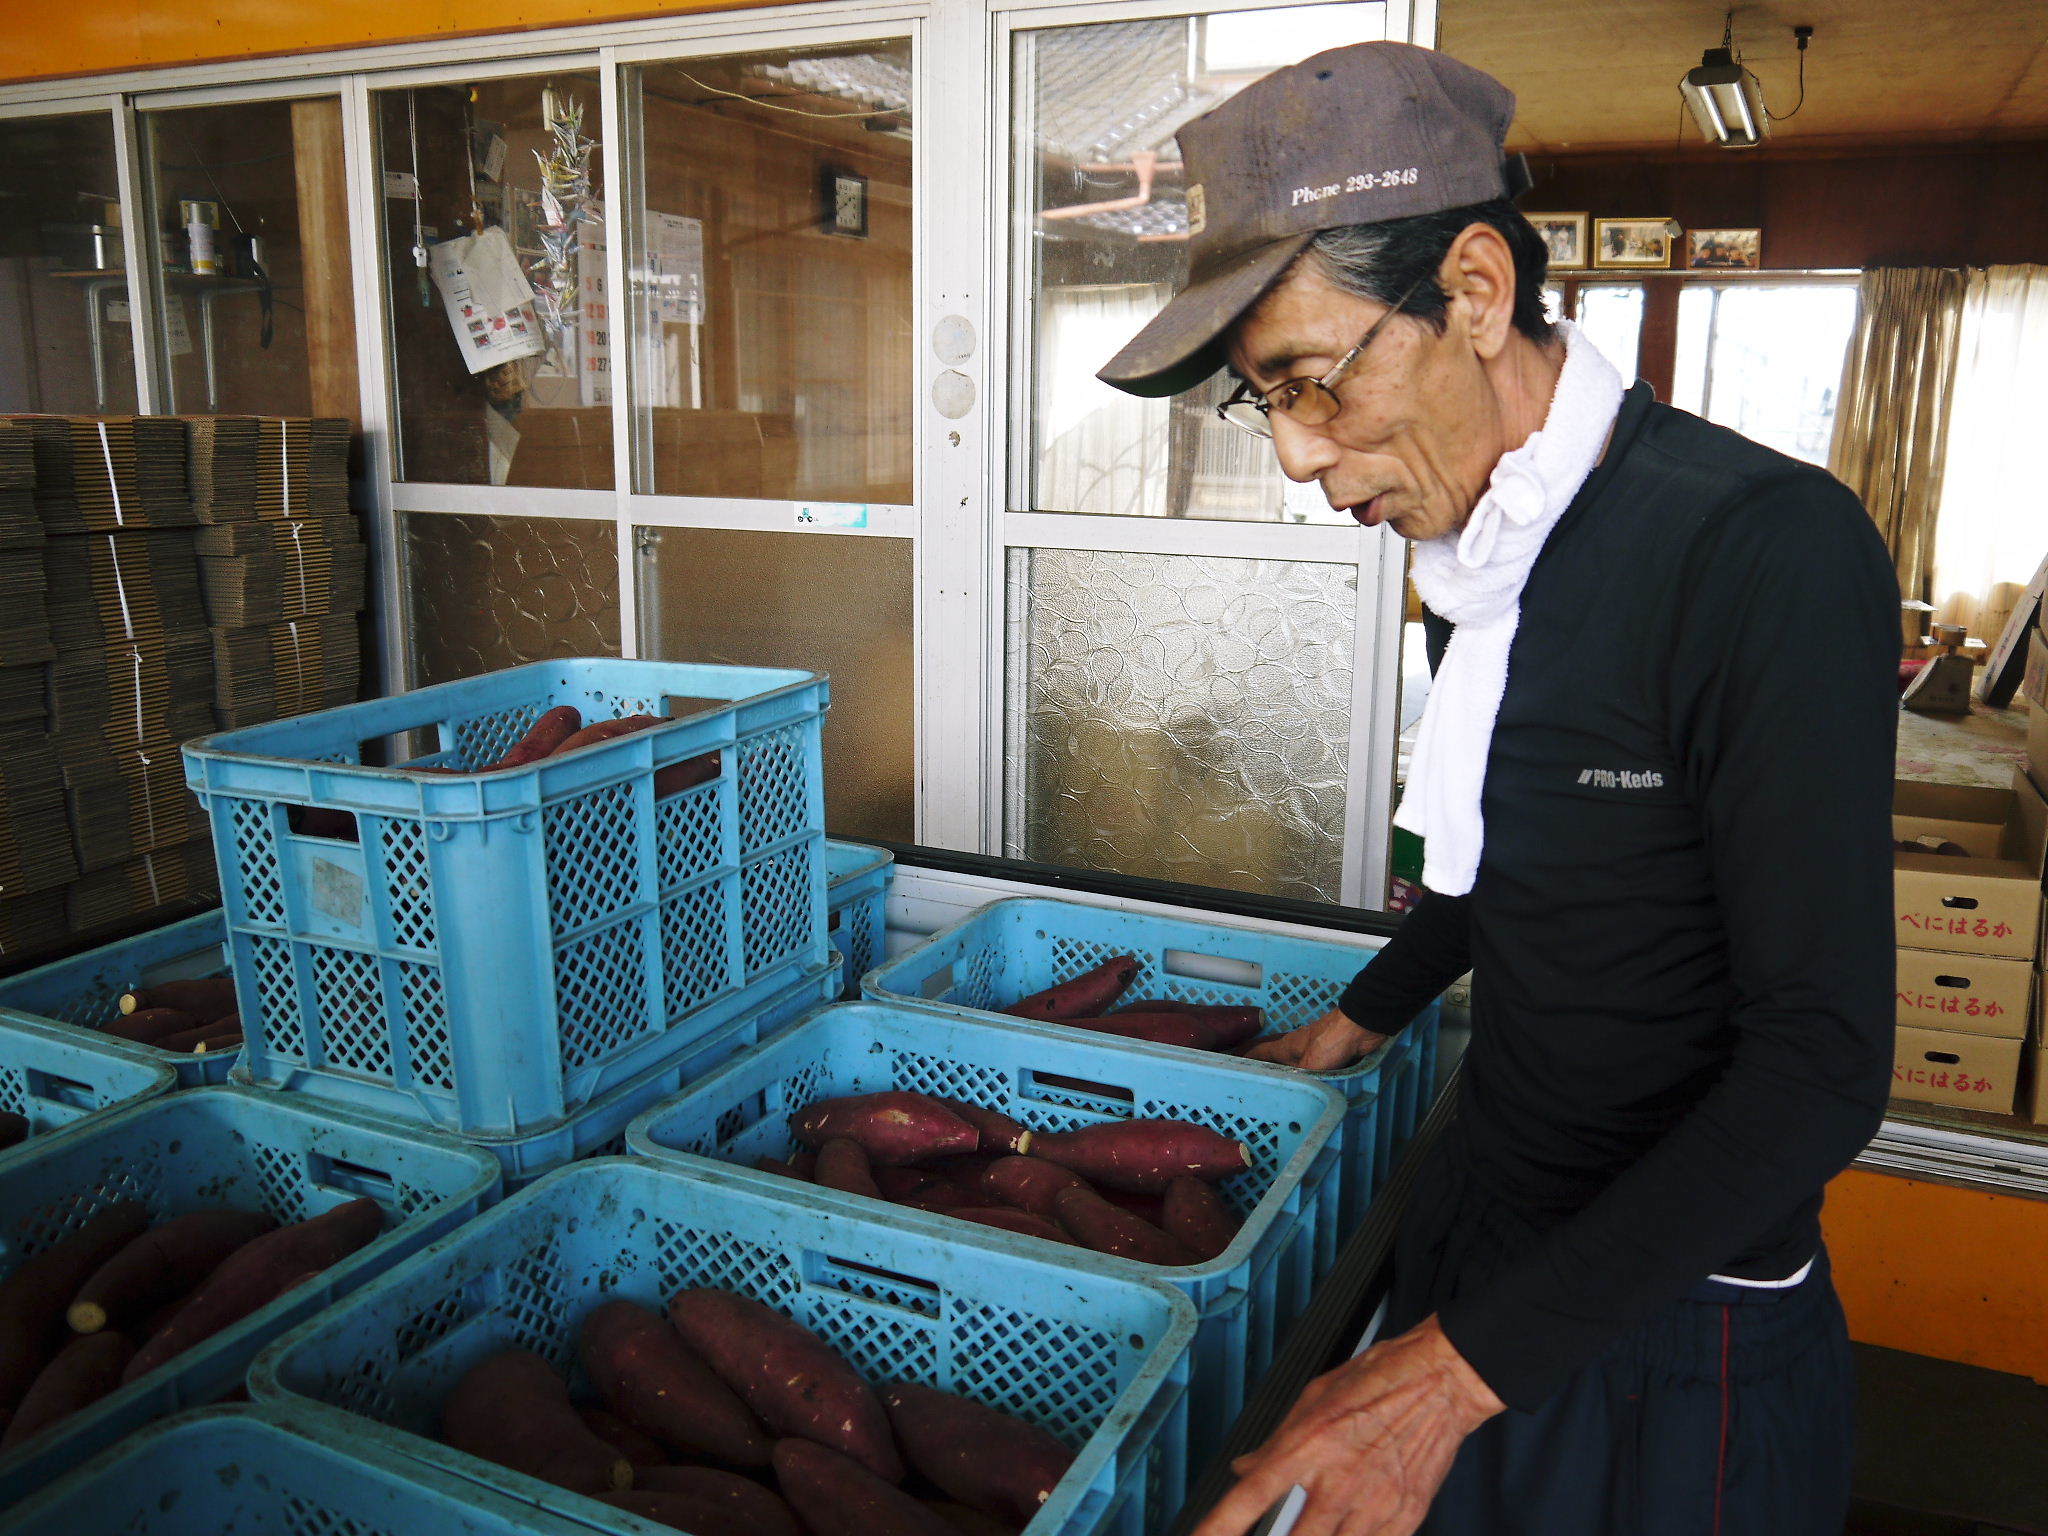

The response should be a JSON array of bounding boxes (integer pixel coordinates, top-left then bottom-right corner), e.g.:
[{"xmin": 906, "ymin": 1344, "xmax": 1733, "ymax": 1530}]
[{"xmin": 1680, "ymin": 15, "xmax": 1811, "ymax": 150}]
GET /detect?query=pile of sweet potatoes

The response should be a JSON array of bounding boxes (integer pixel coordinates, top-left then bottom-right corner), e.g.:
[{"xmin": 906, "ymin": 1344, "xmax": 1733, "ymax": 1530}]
[
  {"xmin": 441, "ymin": 1287, "xmax": 1076, "ymax": 1536},
  {"xmin": 745, "ymin": 1089, "xmax": 1250, "ymax": 1268},
  {"xmin": 403, "ymin": 706, "xmax": 718, "ymax": 799},
  {"xmin": 0, "ymin": 1196, "xmax": 382, "ymax": 1452},
  {"xmin": 1001, "ymin": 955, "xmax": 1268, "ymax": 1059},
  {"xmin": 86, "ymin": 974, "xmax": 242, "ymax": 1058}
]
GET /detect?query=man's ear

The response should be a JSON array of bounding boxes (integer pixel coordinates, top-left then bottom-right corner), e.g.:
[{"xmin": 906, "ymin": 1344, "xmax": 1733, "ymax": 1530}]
[{"xmin": 1440, "ymin": 223, "xmax": 1516, "ymax": 362}]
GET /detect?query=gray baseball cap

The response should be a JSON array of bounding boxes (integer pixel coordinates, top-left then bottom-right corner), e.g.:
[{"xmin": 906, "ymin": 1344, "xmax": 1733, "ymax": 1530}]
[{"xmin": 1098, "ymin": 42, "xmax": 1530, "ymax": 398}]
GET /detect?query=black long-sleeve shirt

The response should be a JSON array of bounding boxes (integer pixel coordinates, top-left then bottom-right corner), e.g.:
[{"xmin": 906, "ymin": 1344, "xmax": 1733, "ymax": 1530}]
[{"xmin": 1341, "ymin": 382, "xmax": 1899, "ymax": 1411}]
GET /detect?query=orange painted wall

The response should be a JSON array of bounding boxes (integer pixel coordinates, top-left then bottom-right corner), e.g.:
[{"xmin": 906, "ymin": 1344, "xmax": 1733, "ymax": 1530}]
[
  {"xmin": 1824, "ymin": 1166, "xmax": 2048, "ymax": 1385},
  {"xmin": 0, "ymin": 0, "xmax": 779, "ymax": 86}
]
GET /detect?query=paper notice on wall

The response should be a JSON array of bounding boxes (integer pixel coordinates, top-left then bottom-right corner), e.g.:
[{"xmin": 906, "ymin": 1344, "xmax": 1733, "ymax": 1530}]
[
  {"xmin": 429, "ymin": 228, "xmax": 544, "ymax": 375},
  {"xmin": 576, "ymin": 213, "xmax": 610, "ymax": 407},
  {"xmin": 485, "ymin": 406, "xmax": 519, "ymax": 486},
  {"xmin": 645, "ymin": 212, "xmax": 705, "ymax": 326}
]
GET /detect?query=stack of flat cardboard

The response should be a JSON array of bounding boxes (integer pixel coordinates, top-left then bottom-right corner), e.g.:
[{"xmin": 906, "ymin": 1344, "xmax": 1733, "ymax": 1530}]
[
  {"xmin": 15, "ymin": 415, "xmax": 196, "ymax": 533},
  {"xmin": 184, "ymin": 415, "xmax": 263, "ymax": 524},
  {"xmin": 253, "ymin": 417, "xmax": 350, "ymax": 519},
  {"xmin": 196, "ymin": 515, "xmax": 366, "ymax": 629},
  {"xmin": 0, "ymin": 422, "xmax": 50, "ymax": 734},
  {"xmin": 211, "ymin": 613, "xmax": 360, "ymax": 730},
  {"xmin": 0, "ymin": 735, "xmax": 79, "ymax": 903},
  {"xmin": 64, "ymin": 836, "xmax": 219, "ymax": 934}
]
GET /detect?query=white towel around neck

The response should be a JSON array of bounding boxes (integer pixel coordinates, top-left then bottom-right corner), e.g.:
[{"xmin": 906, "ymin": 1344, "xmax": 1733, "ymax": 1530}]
[{"xmin": 1392, "ymin": 320, "xmax": 1625, "ymax": 897}]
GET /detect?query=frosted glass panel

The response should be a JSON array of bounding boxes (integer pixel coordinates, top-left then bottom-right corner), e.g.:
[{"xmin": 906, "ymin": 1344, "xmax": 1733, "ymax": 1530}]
[
  {"xmin": 405, "ymin": 512, "xmax": 620, "ymax": 685},
  {"xmin": 1006, "ymin": 549, "xmax": 1355, "ymax": 901}
]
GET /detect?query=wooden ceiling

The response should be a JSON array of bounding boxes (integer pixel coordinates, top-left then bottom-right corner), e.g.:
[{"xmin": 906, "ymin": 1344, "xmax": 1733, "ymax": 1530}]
[{"xmin": 1439, "ymin": 0, "xmax": 2048, "ymax": 156}]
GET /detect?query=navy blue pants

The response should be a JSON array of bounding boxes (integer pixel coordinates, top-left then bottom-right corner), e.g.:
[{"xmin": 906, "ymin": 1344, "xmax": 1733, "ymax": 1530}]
[{"xmin": 1385, "ymin": 1152, "xmax": 1855, "ymax": 1536}]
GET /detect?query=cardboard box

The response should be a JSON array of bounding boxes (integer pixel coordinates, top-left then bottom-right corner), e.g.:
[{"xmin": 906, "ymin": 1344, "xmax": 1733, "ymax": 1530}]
[
  {"xmin": 1893, "ymin": 769, "xmax": 2048, "ymax": 960},
  {"xmin": 1892, "ymin": 1025, "xmax": 2022, "ymax": 1113},
  {"xmin": 1895, "ymin": 947, "xmax": 2033, "ymax": 1038},
  {"xmin": 2026, "ymin": 1037, "xmax": 2048, "ymax": 1126},
  {"xmin": 2029, "ymin": 701, "xmax": 2048, "ymax": 800},
  {"xmin": 2022, "ymin": 627, "xmax": 2048, "ymax": 710}
]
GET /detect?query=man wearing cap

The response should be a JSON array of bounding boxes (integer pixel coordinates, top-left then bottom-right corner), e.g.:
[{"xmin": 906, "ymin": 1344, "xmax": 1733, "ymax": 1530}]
[{"xmin": 1101, "ymin": 42, "xmax": 1896, "ymax": 1536}]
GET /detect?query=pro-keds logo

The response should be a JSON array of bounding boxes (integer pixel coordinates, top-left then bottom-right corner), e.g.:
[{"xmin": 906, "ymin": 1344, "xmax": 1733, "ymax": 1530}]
[{"xmin": 1578, "ymin": 768, "xmax": 1665, "ymax": 790}]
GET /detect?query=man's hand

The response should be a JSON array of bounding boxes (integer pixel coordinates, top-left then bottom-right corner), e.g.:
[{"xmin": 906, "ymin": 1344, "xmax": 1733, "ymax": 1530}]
[
  {"xmin": 1245, "ymin": 1008, "xmax": 1388, "ymax": 1071},
  {"xmin": 1190, "ymin": 1315, "xmax": 1504, "ymax": 1536}
]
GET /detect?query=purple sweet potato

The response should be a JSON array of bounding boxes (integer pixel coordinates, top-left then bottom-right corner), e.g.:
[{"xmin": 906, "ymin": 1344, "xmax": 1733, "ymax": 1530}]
[
  {"xmin": 122, "ymin": 1198, "xmax": 383, "ymax": 1383},
  {"xmin": 1002, "ymin": 956, "xmax": 1139, "ymax": 1023},
  {"xmin": 753, "ymin": 1155, "xmax": 812, "ymax": 1182},
  {"xmin": 874, "ymin": 1167, "xmax": 970, "ymax": 1212},
  {"xmin": 1058, "ymin": 1013, "xmax": 1216, "ymax": 1051},
  {"xmin": 0, "ymin": 1331, "xmax": 133, "ymax": 1448},
  {"xmin": 935, "ymin": 1100, "xmax": 1033, "ymax": 1156},
  {"xmin": 577, "ymin": 1404, "xmax": 672, "ymax": 1470},
  {"xmin": 1029, "ymin": 1119, "xmax": 1249, "ymax": 1193},
  {"xmin": 654, "ymin": 752, "xmax": 722, "ymax": 799},
  {"xmin": 925, "ymin": 1501, "xmax": 1022, "ymax": 1536},
  {"xmin": 148, "ymin": 1022, "xmax": 244, "ymax": 1055},
  {"xmin": 1093, "ymin": 1187, "xmax": 1166, "ymax": 1222},
  {"xmin": 441, "ymin": 1349, "xmax": 632, "ymax": 1494},
  {"xmin": 1051, "ymin": 1186, "xmax": 1197, "ymax": 1266},
  {"xmin": 0, "ymin": 1202, "xmax": 148, "ymax": 1416},
  {"xmin": 667, "ymin": 1289, "xmax": 902, "ymax": 1482},
  {"xmin": 950, "ymin": 1208, "xmax": 1071, "ymax": 1245},
  {"xmin": 1161, "ymin": 1176, "xmax": 1242, "ymax": 1261},
  {"xmin": 119, "ymin": 977, "xmax": 236, "ymax": 1022},
  {"xmin": 976, "ymin": 1156, "xmax": 1084, "ymax": 1220},
  {"xmin": 579, "ymin": 1298, "xmax": 772, "ymax": 1469},
  {"xmin": 1117, "ymin": 1001, "xmax": 1264, "ymax": 1049},
  {"xmin": 485, "ymin": 705, "xmax": 581, "ymax": 770},
  {"xmin": 792, "ymin": 1093, "xmax": 978, "ymax": 1167},
  {"xmin": 69, "ymin": 1208, "xmax": 277, "ymax": 1335},
  {"xmin": 549, "ymin": 714, "xmax": 662, "ymax": 757},
  {"xmin": 98, "ymin": 1006, "xmax": 202, "ymax": 1045},
  {"xmin": 773, "ymin": 1439, "xmax": 956, "ymax": 1536},
  {"xmin": 621, "ymin": 1467, "xmax": 807, "ymax": 1536},
  {"xmin": 881, "ymin": 1381, "xmax": 1076, "ymax": 1526},
  {"xmin": 814, "ymin": 1138, "xmax": 882, "ymax": 1200}
]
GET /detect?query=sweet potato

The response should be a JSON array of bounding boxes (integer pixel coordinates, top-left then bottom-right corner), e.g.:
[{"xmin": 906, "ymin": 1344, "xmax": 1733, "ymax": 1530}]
[
  {"xmin": 814, "ymin": 1138, "xmax": 882, "ymax": 1200},
  {"xmin": 119, "ymin": 977, "xmax": 235, "ymax": 1021},
  {"xmin": 934, "ymin": 1100, "xmax": 1032, "ymax": 1157},
  {"xmin": 753, "ymin": 1155, "xmax": 811, "ymax": 1182},
  {"xmin": 0, "ymin": 1111, "xmax": 25, "ymax": 1151},
  {"xmin": 613, "ymin": 1467, "xmax": 806, "ymax": 1536},
  {"xmin": 792, "ymin": 1093, "xmax": 978, "ymax": 1168},
  {"xmin": 442, "ymin": 1349, "xmax": 632, "ymax": 1494},
  {"xmin": 873, "ymin": 1167, "xmax": 968, "ymax": 1212},
  {"xmin": 667, "ymin": 1289, "xmax": 901, "ymax": 1481},
  {"xmin": 772, "ymin": 1439, "xmax": 955, "ymax": 1536},
  {"xmin": 577, "ymin": 1405, "xmax": 671, "ymax": 1470},
  {"xmin": 976, "ymin": 1156, "xmax": 1084, "ymax": 1220},
  {"xmin": 791, "ymin": 1149, "xmax": 818, "ymax": 1180},
  {"xmin": 950, "ymin": 1208, "xmax": 1070, "ymax": 1245},
  {"xmin": 578, "ymin": 1298, "xmax": 771, "ymax": 1469},
  {"xmin": 122, "ymin": 1198, "xmax": 383, "ymax": 1383},
  {"xmin": 69, "ymin": 1209, "xmax": 278, "ymax": 1335},
  {"xmin": 1057, "ymin": 1013, "xmax": 1216, "ymax": 1051},
  {"xmin": 927, "ymin": 1152, "xmax": 1001, "ymax": 1187},
  {"xmin": 550, "ymin": 714, "xmax": 662, "ymax": 757},
  {"xmin": 1161, "ymin": 1176, "xmax": 1242, "ymax": 1261},
  {"xmin": 1029, "ymin": 1119, "xmax": 1249, "ymax": 1193},
  {"xmin": 1051, "ymin": 1186, "xmax": 1196, "ymax": 1266},
  {"xmin": 150, "ymin": 1022, "xmax": 245, "ymax": 1055},
  {"xmin": 0, "ymin": 1202, "xmax": 148, "ymax": 1416},
  {"xmin": 1093, "ymin": 1187, "xmax": 1165, "ymax": 1222},
  {"xmin": 486, "ymin": 705, "xmax": 582, "ymax": 771},
  {"xmin": 654, "ymin": 752, "xmax": 721, "ymax": 799},
  {"xmin": 1003, "ymin": 956, "xmax": 1139, "ymax": 1023},
  {"xmin": 1117, "ymin": 1000, "xmax": 1264, "ymax": 1048},
  {"xmin": 881, "ymin": 1381, "xmax": 1075, "ymax": 1526},
  {"xmin": 0, "ymin": 1331, "xmax": 134, "ymax": 1448},
  {"xmin": 99, "ymin": 1006, "xmax": 201, "ymax": 1045},
  {"xmin": 925, "ymin": 1501, "xmax": 1021, "ymax": 1536}
]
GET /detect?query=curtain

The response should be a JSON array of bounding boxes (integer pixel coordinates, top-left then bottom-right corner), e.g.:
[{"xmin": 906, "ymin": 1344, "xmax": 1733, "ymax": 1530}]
[
  {"xmin": 1828, "ymin": 267, "xmax": 1966, "ymax": 606},
  {"xmin": 1930, "ymin": 265, "xmax": 2048, "ymax": 636}
]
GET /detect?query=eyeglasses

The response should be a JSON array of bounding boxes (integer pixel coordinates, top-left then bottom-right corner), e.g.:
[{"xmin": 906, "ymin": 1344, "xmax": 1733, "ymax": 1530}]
[{"xmin": 1216, "ymin": 274, "xmax": 1428, "ymax": 439}]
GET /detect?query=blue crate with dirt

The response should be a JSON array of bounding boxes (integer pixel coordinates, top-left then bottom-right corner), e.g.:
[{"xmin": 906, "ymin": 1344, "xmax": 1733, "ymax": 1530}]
[{"xmin": 824, "ymin": 839, "xmax": 892, "ymax": 999}]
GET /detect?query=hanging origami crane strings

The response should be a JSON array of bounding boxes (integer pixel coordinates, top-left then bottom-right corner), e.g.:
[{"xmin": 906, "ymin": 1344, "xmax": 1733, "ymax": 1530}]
[{"xmin": 525, "ymin": 86, "xmax": 598, "ymax": 359}]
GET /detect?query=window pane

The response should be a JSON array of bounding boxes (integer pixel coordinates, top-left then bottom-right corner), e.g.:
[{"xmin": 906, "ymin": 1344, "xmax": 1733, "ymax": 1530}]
[
  {"xmin": 406, "ymin": 511, "xmax": 620, "ymax": 685},
  {"xmin": 376, "ymin": 74, "xmax": 610, "ymax": 488},
  {"xmin": 142, "ymin": 99, "xmax": 354, "ymax": 418},
  {"xmin": 1671, "ymin": 284, "xmax": 1859, "ymax": 465},
  {"xmin": 1005, "ymin": 548, "xmax": 1356, "ymax": 901},
  {"xmin": 640, "ymin": 528, "xmax": 913, "ymax": 842},
  {"xmin": 625, "ymin": 43, "xmax": 913, "ymax": 503},
  {"xmin": 1576, "ymin": 283, "xmax": 1643, "ymax": 382},
  {"xmin": 0, "ymin": 112, "xmax": 136, "ymax": 414},
  {"xmin": 1013, "ymin": 7, "xmax": 1383, "ymax": 523}
]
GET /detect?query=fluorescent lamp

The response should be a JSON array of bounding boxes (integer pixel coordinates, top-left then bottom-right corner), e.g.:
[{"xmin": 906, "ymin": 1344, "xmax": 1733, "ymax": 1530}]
[{"xmin": 1681, "ymin": 47, "xmax": 1769, "ymax": 149}]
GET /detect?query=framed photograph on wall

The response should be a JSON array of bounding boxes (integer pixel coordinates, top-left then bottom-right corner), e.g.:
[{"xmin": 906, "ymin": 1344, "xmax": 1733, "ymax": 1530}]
[
  {"xmin": 1528, "ymin": 212, "xmax": 1588, "ymax": 271},
  {"xmin": 1687, "ymin": 227, "xmax": 1763, "ymax": 269},
  {"xmin": 1593, "ymin": 217, "xmax": 1675, "ymax": 269}
]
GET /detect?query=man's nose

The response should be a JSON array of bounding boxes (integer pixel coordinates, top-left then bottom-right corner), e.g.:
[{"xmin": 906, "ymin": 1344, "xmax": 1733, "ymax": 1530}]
[{"xmin": 1269, "ymin": 411, "xmax": 1340, "ymax": 485}]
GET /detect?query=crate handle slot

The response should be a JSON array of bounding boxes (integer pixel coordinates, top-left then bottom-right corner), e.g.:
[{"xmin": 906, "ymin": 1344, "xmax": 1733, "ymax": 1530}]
[
  {"xmin": 1161, "ymin": 947, "xmax": 1263, "ymax": 990},
  {"xmin": 917, "ymin": 962, "xmax": 956, "ymax": 1001},
  {"xmin": 1934, "ymin": 974, "xmax": 1971, "ymax": 989},
  {"xmin": 1921, "ymin": 1050, "xmax": 1962, "ymax": 1065},
  {"xmin": 309, "ymin": 1152, "xmax": 400, "ymax": 1204},
  {"xmin": 1939, "ymin": 896, "xmax": 1979, "ymax": 910},
  {"xmin": 1022, "ymin": 1069, "xmax": 1135, "ymax": 1111},
  {"xmin": 813, "ymin": 1253, "xmax": 942, "ymax": 1308},
  {"xmin": 714, "ymin": 1089, "xmax": 772, "ymax": 1148},
  {"xmin": 23, "ymin": 1068, "xmax": 94, "ymax": 1110}
]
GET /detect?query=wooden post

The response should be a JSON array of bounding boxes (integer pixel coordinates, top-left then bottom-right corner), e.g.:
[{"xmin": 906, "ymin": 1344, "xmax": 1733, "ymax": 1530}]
[
  {"xmin": 1636, "ymin": 278, "xmax": 1680, "ymax": 404},
  {"xmin": 290, "ymin": 98, "xmax": 361, "ymax": 433}
]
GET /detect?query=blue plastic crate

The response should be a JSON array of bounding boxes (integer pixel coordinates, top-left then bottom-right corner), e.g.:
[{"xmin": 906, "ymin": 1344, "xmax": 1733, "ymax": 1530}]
[
  {"xmin": 0, "ymin": 1406, "xmax": 608, "ymax": 1536},
  {"xmin": 865, "ymin": 897, "xmax": 1441, "ymax": 1248},
  {"xmin": 181, "ymin": 658, "xmax": 831, "ymax": 1140},
  {"xmin": 825, "ymin": 839, "xmax": 892, "ymax": 1000},
  {"xmin": 0, "ymin": 1086, "xmax": 501, "ymax": 1507},
  {"xmin": 0, "ymin": 1014, "xmax": 174, "ymax": 1164},
  {"xmin": 626, "ymin": 998, "xmax": 1344, "ymax": 1462},
  {"xmin": 252, "ymin": 1157, "xmax": 1198, "ymax": 1536},
  {"xmin": 0, "ymin": 910, "xmax": 244, "ymax": 1085}
]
